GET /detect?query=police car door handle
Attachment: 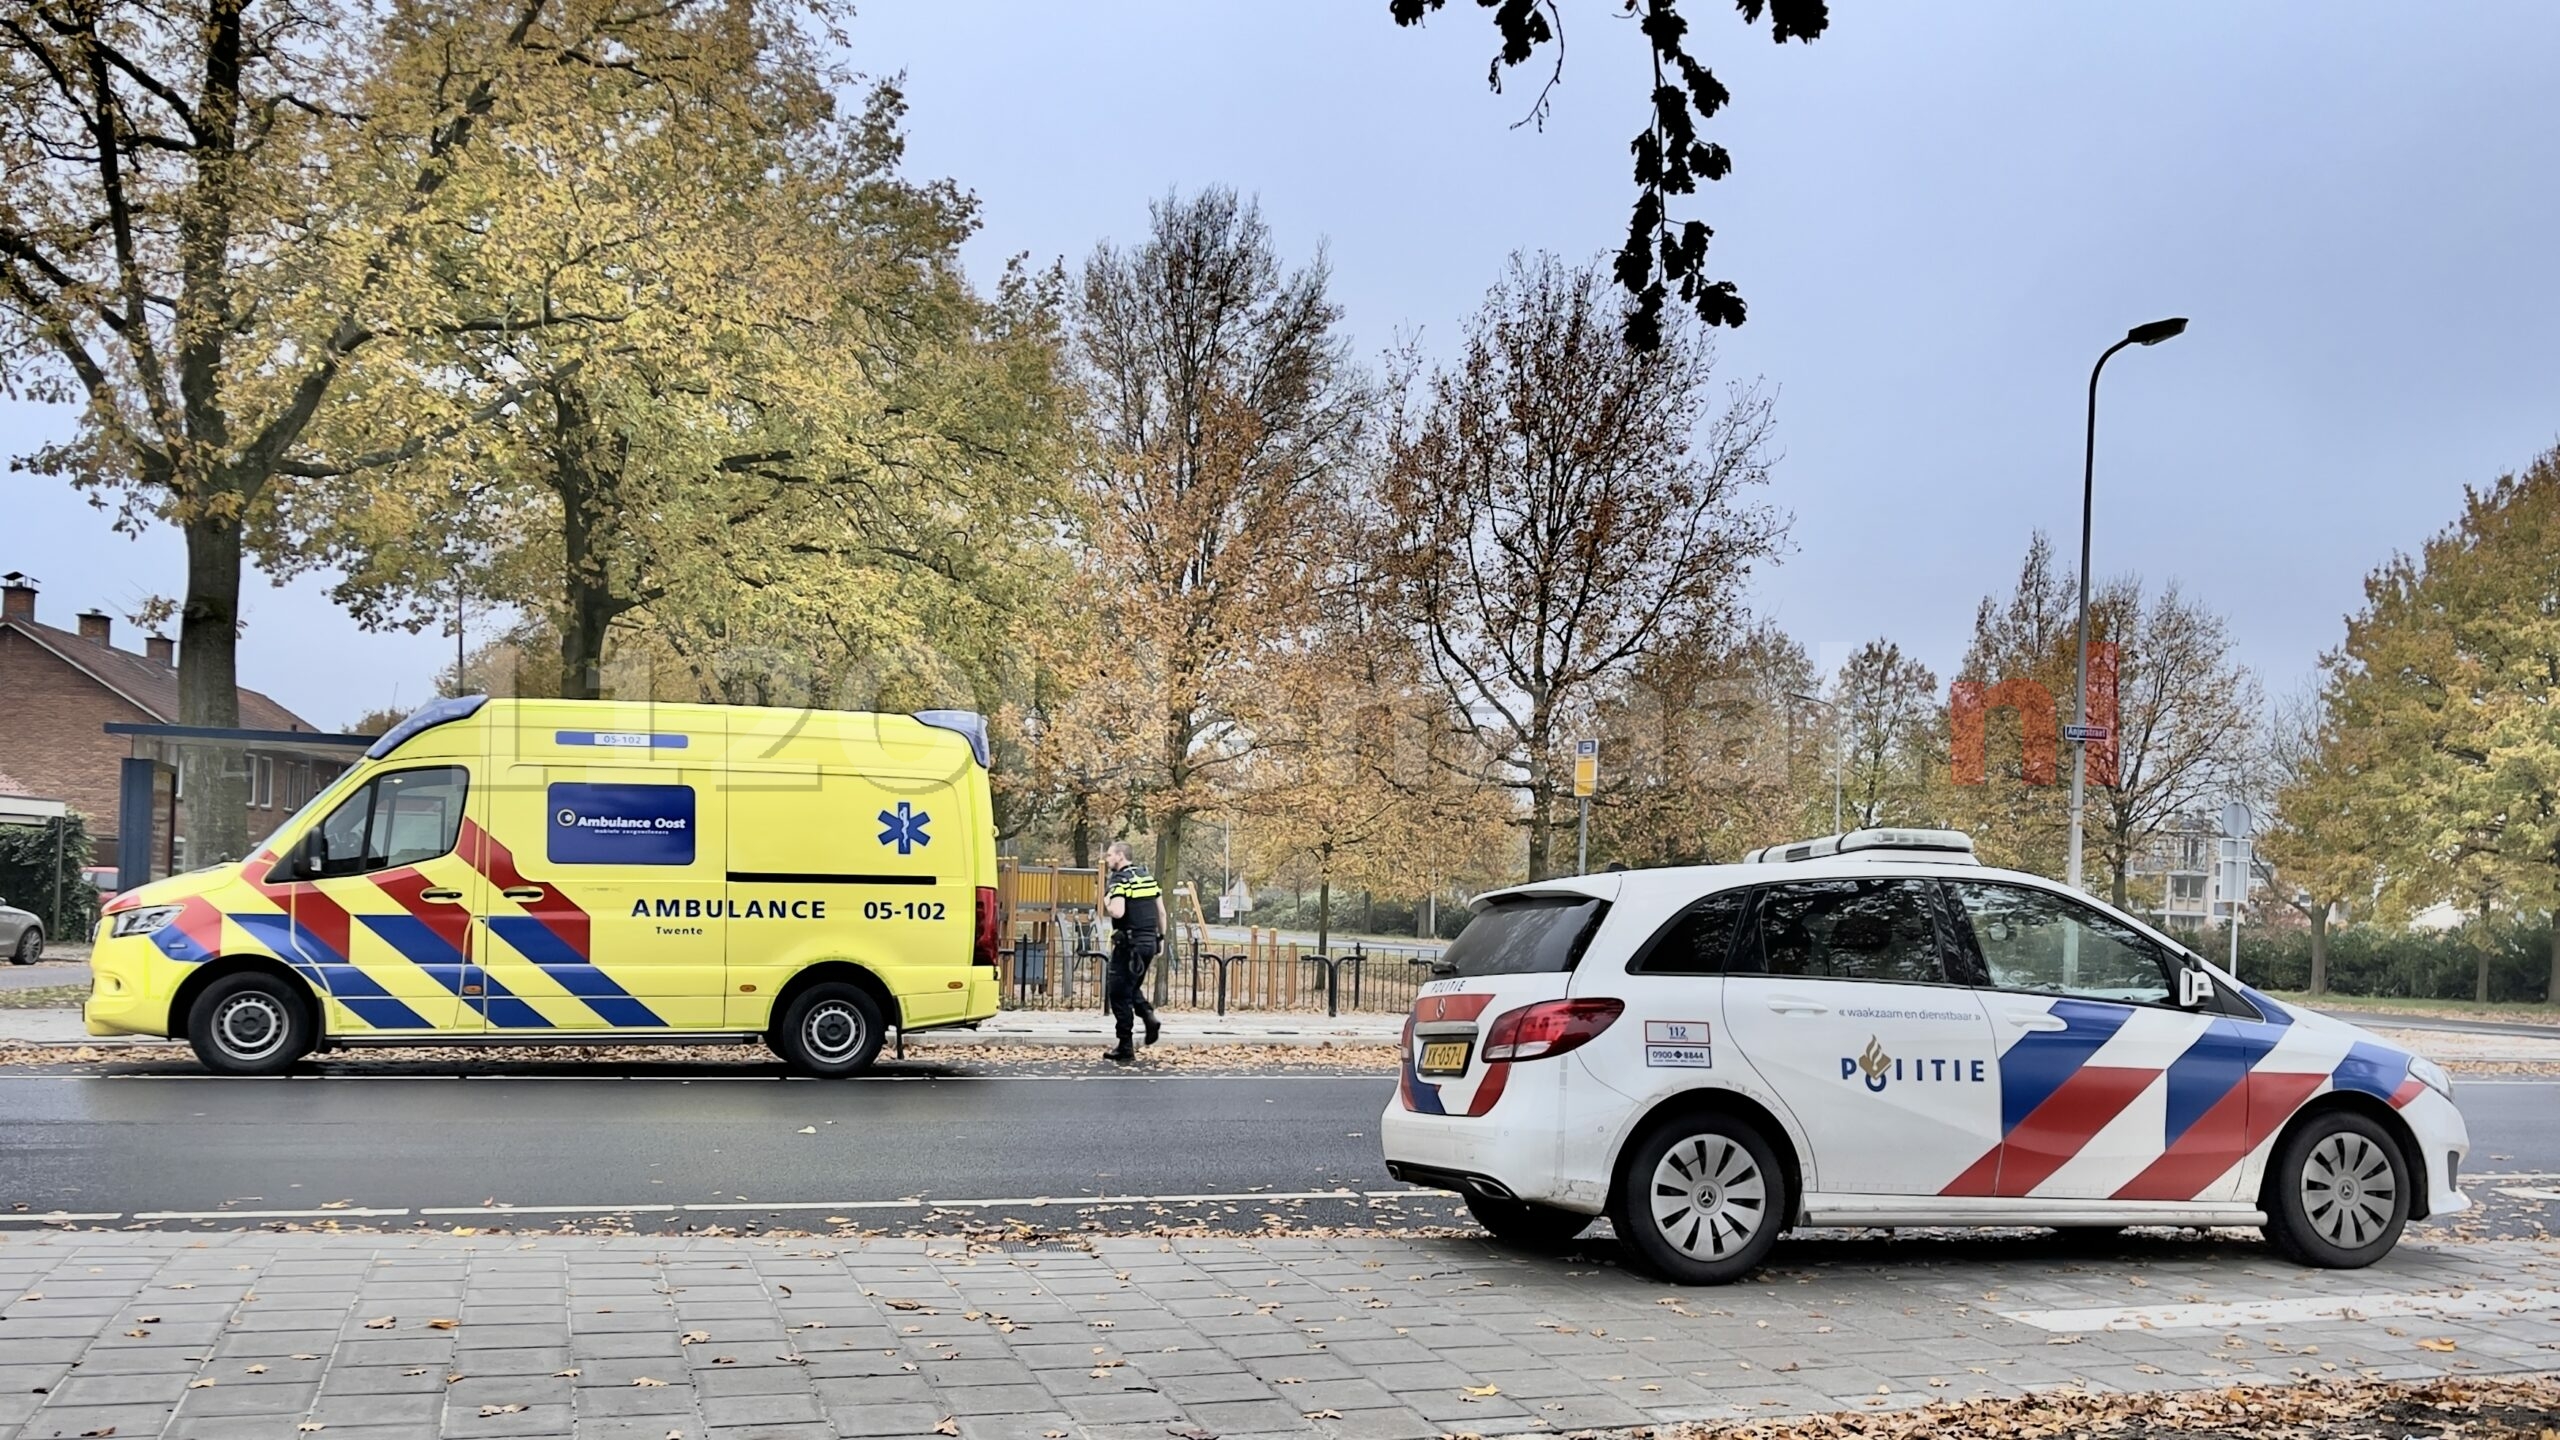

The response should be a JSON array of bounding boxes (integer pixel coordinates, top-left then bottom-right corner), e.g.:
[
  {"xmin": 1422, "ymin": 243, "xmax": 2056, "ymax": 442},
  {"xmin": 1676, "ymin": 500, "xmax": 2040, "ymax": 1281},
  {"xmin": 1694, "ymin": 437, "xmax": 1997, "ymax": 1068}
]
[
  {"xmin": 2000, "ymin": 1010, "xmax": 2068, "ymax": 1032},
  {"xmin": 501, "ymin": 886, "xmax": 545, "ymax": 902},
  {"xmin": 1765, "ymin": 996, "xmax": 1829, "ymax": 1016},
  {"xmin": 419, "ymin": 888, "xmax": 464, "ymax": 903}
]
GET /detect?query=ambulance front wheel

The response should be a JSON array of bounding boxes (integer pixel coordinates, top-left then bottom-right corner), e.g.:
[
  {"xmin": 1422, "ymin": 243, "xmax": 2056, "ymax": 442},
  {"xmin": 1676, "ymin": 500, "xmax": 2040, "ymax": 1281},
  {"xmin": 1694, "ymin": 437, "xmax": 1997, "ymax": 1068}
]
[
  {"xmin": 774, "ymin": 984, "xmax": 886, "ymax": 1078},
  {"xmin": 187, "ymin": 971, "xmax": 314, "ymax": 1076}
]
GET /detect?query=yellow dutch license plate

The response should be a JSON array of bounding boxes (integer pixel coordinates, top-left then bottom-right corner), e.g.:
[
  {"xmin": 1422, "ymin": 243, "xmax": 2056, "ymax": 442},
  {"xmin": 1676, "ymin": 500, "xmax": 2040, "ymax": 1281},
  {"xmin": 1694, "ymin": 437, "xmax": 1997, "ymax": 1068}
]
[{"xmin": 1418, "ymin": 1040, "xmax": 1471, "ymax": 1075}]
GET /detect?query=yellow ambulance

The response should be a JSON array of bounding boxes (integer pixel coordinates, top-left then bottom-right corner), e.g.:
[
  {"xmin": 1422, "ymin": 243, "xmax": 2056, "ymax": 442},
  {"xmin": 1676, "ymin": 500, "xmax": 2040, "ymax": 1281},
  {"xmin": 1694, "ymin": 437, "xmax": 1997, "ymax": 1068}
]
[{"xmin": 85, "ymin": 697, "xmax": 1003, "ymax": 1075}]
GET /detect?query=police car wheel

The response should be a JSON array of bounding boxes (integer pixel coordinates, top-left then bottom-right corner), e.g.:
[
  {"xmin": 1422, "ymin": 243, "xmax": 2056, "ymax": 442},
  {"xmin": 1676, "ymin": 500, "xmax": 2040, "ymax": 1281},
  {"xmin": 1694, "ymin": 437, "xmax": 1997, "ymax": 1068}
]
[
  {"xmin": 2263, "ymin": 1110, "xmax": 2409, "ymax": 1268},
  {"xmin": 1611, "ymin": 1112, "xmax": 1788, "ymax": 1285},
  {"xmin": 776, "ymin": 984, "xmax": 884, "ymax": 1078},
  {"xmin": 188, "ymin": 972, "xmax": 312, "ymax": 1076},
  {"xmin": 1463, "ymin": 1194, "xmax": 1592, "ymax": 1250}
]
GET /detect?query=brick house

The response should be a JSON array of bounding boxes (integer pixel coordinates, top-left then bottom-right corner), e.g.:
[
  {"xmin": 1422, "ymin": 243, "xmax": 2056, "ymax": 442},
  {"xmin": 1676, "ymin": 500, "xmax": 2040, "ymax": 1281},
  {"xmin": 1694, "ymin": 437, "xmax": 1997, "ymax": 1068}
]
[{"xmin": 0, "ymin": 571, "xmax": 340, "ymax": 875}]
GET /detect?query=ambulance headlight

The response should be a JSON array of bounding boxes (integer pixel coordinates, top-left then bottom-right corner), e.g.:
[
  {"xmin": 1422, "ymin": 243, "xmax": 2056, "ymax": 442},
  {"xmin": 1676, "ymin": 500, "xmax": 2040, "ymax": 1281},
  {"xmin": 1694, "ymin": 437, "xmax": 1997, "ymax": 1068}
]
[
  {"xmin": 112, "ymin": 905, "xmax": 183, "ymax": 938},
  {"xmin": 2408, "ymin": 1055, "xmax": 2454, "ymax": 1101}
]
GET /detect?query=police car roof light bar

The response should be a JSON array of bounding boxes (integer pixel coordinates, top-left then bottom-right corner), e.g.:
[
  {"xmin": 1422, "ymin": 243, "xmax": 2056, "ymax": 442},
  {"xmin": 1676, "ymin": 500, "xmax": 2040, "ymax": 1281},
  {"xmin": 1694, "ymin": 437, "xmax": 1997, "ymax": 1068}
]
[{"xmin": 1742, "ymin": 827, "xmax": 1978, "ymax": 866}]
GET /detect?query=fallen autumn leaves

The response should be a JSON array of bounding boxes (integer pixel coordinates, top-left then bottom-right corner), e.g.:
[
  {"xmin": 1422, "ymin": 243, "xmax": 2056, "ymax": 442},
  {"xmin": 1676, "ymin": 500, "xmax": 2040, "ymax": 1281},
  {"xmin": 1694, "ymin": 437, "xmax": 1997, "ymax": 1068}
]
[
  {"xmin": 1666, "ymin": 1373, "xmax": 2560, "ymax": 1440},
  {"xmin": 0, "ymin": 1039, "xmax": 1404, "ymax": 1072}
]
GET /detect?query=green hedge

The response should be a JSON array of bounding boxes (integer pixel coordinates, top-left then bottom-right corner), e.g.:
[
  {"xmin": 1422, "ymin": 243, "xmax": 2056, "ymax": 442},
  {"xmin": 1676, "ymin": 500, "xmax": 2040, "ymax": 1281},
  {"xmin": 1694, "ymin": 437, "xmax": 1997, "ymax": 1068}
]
[
  {"xmin": 0, "ymin": 811, "xmax": 98, "ymax": 940},
  {"xmin": 2231, "ymin": 918, "xmax": 2556, "ymax": 1004}
]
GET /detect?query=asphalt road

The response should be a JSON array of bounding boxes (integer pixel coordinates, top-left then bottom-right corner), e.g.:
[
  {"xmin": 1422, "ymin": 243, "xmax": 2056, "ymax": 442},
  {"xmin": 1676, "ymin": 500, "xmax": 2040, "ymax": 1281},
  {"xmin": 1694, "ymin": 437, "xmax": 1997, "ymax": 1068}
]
[
  {"xmin": 0, "ymin": 1067, "xmax": 1442, "ymax": 1231},
  {"xmin": 0, "ymin": 959, "xmax": 86, "ymax": 992},
  {"xmin": 3, "ymin": 1067, "xmax": 2555, "ymax": 1243}
]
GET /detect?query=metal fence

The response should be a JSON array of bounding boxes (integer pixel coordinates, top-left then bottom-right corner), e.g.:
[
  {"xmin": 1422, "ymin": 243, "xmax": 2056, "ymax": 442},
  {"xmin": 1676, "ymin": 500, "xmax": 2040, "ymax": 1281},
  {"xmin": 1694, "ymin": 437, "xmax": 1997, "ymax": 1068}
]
[{"xmin": 996, "ymin": 934, "xmax": 1439, "ymax": 1016}]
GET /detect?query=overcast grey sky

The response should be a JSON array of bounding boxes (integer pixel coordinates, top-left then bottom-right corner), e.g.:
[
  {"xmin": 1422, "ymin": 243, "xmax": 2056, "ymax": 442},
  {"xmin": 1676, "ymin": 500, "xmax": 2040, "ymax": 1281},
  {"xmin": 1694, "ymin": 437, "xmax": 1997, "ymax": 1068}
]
[{"xmin": 6, "ymin": 0, "xmax": 2556, "ymax": 728}]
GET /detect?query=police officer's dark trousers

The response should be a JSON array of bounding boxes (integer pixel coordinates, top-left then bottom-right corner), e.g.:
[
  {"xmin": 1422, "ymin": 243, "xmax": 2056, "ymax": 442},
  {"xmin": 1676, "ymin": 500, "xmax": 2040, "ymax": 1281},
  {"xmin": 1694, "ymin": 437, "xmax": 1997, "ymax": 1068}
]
[{"xmin": 1106, "ymin": 931, "xmax": 1159, "ymax": 1045}]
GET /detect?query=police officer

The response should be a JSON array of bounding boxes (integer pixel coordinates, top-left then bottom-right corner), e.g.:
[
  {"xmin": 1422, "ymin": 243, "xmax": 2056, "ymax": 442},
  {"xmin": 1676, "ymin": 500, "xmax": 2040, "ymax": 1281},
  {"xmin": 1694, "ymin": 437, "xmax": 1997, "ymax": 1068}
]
[{"xmin": 1101, "ymin": 840, "xmax": 1163, "ymax": 1063}]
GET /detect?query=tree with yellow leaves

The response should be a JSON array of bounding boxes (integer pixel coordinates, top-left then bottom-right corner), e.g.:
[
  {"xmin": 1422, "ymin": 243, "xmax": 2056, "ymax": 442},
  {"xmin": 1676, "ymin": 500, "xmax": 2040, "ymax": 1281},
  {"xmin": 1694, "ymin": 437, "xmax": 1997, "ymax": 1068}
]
[
  {"xmin": 2318, "ymin": 447, "xmax": 2560, "ymax": 1004},
  {"xmin": 264, "ymin": 61, "xmax": 1072, "ymax": 703},
  {"xmin": 2, "ymin": 0, "xmax": 831, "ymax": 857},
  {"xmin": 2254, "ymin": 691, "xmax": 2376, "ymax": 996}
]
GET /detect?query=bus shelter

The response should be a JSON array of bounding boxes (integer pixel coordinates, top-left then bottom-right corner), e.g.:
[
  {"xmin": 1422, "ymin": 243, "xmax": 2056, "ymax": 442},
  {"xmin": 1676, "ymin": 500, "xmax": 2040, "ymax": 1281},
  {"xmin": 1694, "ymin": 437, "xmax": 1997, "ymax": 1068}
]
[{"xmin": 105, "ymin": 722, "xmax": 378, "ymax": 889}]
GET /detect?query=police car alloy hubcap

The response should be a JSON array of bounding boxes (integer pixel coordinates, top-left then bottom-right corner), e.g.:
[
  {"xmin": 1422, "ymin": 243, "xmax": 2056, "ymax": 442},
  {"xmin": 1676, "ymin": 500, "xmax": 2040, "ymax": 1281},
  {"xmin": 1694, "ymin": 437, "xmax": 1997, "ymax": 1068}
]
[
  {"xmin": 214, "ymin": 993, "xmax": 288, "ymax": 1061},
  {"xmin": 1651, "ymin": 1135, "xmax": 1766, "ymax": 1258},
  {"xmin": 804, "ymin": 1001, "xmax": 864, "ymax": 1062},
  {"xmin": 2301, "ymin": 1132, "xmax": 2395, "ymax": 1248}
]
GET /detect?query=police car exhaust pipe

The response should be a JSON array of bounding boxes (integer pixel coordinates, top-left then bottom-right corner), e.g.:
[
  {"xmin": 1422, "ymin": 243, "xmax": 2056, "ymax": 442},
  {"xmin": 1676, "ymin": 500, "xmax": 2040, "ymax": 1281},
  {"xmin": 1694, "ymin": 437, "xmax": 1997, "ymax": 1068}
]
[{"xmin": 1467, "ymin": 1177, "xmax": 1517, "ymax": 1201}]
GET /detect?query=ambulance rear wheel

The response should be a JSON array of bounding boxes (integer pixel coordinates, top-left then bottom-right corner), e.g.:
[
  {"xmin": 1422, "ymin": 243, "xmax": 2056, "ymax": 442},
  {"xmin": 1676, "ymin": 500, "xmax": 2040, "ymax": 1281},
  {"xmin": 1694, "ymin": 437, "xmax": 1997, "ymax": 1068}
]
[
  {"xmin": 188, "ymin": 972, "xmax": 313, "ymax": 1076},
  {"xmin": 775, "ymin": 984, "xmax": 885, "ymax": 1078}
]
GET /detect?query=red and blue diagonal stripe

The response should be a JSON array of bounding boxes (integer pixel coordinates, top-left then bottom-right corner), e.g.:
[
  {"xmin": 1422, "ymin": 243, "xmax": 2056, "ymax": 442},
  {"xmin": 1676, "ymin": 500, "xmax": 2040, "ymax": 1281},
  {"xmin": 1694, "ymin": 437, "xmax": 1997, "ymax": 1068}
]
[
  {"xmin": 227, "ymin": 912, "xmax": 432, "ymax": 1030},
  {"xmin": 459, "ymin": 819, "xmax": 661, "ymax": 1028}
]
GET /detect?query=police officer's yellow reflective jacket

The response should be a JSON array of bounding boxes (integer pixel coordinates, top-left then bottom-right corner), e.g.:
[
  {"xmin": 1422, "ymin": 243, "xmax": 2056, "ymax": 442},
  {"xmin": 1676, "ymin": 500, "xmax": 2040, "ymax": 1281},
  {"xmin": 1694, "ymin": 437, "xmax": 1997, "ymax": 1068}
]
[{"xmin": 1107, "ymin": 863, "xmax": 1163, "ymax": 937}]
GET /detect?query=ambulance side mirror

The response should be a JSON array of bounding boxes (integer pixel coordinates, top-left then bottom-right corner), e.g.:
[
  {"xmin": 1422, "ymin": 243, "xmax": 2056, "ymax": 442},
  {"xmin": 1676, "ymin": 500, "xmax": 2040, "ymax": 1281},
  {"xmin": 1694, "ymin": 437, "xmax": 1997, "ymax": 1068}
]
[
  {"xmin": 2178, "ymin": 964, "xmax": 2216, "ymax": 1010},
  {"xmin": 291, "ymin": 829, "xmax": 327, "ymax": 880}
]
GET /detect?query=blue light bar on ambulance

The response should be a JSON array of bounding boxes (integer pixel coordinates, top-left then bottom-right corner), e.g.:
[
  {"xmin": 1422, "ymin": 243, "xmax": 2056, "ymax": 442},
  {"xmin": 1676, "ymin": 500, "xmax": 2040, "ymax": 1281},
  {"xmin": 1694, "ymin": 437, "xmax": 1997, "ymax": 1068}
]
[
  {"xmin": 365, "ymin": 694, "xmax": 490, "ymax": 759},
  {"xmin": 1742, "ymin": 828, "xmax": 1979, "ymax": 865},
  {"xmin": 910, "ymin": 710, "xmax": 990, "ymax": 768}
]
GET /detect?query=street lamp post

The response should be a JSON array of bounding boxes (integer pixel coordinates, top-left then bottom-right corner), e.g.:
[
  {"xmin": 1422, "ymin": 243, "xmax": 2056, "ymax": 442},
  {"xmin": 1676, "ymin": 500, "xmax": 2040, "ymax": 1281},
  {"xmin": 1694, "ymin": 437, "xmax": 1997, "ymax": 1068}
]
[
  {"xmin": 1788, "ymin": 692, "xmax": 1844, "ymax": 835},
  {"xmin": 2067, "ymin": 316, "xmax": 2189, "ymax": 892}
]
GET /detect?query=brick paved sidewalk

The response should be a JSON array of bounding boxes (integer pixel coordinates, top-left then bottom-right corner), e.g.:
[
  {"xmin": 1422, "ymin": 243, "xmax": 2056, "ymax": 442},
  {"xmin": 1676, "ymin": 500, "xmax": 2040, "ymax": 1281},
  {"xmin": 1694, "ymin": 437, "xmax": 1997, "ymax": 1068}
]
[{"xmin": 0, "ymin": 1230, "xmax": 2554, "ymax": 1440}]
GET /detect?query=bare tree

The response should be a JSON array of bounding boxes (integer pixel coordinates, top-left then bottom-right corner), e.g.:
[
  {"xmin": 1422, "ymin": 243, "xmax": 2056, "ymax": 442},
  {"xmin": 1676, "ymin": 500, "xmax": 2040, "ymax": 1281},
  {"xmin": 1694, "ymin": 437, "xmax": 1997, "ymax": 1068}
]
[
  {"xmin": 1384, "ymin": 253, "xmax": 1782, "ymax": 879},
  {"xmin": 1830, "ymin": 638, "xmax": 1943, "ymax": 829},
  {"xmin": 2088, "ymin": 580, "xmax": 2265, "ymax": 909}
]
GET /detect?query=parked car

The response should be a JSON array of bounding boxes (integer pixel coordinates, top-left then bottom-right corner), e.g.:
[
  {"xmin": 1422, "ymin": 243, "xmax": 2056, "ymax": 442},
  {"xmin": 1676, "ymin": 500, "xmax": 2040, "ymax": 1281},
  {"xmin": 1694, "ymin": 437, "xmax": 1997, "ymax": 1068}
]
[
  {"xmin": 1382, "ymin": 827, "xmax": 2469, "ymax": 1284},
  {"xmin": 1, "ymin": 896, "xmax": 41, "ymax": 964}
]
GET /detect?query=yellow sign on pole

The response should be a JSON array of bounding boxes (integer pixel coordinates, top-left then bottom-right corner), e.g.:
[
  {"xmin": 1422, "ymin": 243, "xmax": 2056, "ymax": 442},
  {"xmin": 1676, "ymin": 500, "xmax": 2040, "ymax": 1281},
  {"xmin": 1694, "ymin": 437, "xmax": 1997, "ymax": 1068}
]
[{"xmin": 1572, "ymin": 738, "xmax": 1599, "ymax": 798}]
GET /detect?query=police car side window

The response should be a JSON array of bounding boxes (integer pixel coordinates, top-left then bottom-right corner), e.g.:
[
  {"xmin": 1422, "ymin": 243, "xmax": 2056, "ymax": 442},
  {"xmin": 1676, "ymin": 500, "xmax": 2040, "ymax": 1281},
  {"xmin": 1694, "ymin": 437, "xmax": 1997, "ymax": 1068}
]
[
  {"xmin": 1630, "ymin": 889, "xmax": 1748, "ymax": 974},
  {"xmin": 1739, "ymin": 879, "xmax": 1948, "ymax": 985},
  {"xmin": 1947, "ymin": 882, "xmax": 2175, "ymax": 1007}
]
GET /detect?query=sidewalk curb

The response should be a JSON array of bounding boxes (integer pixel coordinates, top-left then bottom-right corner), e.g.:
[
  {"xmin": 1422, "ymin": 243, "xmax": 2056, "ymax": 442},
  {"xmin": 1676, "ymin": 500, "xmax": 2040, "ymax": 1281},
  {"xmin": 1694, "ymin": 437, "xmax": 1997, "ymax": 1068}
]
[{"xmin": 0, "ymin": 1006, "xmax": 1401, "ymax": 1051}]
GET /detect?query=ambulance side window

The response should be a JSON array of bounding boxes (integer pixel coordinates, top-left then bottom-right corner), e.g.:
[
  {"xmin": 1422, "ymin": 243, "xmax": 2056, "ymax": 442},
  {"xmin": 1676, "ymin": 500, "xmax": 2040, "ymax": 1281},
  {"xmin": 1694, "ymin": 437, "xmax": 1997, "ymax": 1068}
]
[{"xmin": 310, "ymin": 767, "xmax": 469, "ymax": 877}]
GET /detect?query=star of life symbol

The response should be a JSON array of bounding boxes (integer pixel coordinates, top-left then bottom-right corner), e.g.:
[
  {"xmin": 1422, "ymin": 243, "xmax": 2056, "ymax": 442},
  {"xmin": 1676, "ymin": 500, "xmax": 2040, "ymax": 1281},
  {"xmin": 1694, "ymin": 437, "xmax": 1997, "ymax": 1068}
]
[{"xmin": 877, "ymin": 801, "xmax": 932, "ymax": 854}]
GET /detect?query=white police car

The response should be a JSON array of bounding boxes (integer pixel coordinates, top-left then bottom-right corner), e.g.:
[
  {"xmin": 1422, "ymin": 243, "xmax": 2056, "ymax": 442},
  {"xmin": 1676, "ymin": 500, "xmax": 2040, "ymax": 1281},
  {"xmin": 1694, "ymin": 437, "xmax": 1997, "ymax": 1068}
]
[{"xmin": 1381, "ymin": 829, "xmax": 2469, "ymax": 1284}]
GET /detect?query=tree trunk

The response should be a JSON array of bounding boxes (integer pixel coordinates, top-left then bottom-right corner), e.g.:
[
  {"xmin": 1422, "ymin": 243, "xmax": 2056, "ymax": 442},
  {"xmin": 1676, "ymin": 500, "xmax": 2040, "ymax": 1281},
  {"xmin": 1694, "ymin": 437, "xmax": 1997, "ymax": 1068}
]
[
  {"xmin": 2476, "ymin": 943, "xmax": 2492, "ymax": 1005},
  {"xmin": 1068, "ymin": 798, "xmax": 1092, "ymax": 870},
  {"xmin": 2308, "ymin": 906, "xmax": 2330, "ymax": 997},
  {"xmin": 2547, "ymin": 916, "xmax": 2560, "ymax": 1006},
  {"xmin": 1316, "ymin": 870, "xmax": 1331, "ymax": 960},
  {"xmin": 178, "ymin": 511, "xmax": 252, "ymax": 864},
  {"xmin": 1155, "ymin": 812, "xmax": 1187, "ymax": 950},
  {"xmin": 1523, "ymin": 725, "xmax": 1554, "ymax": 880},
  {"xmin": 552, "ymin": 383, "xmax": 623, "ymax": 700}
]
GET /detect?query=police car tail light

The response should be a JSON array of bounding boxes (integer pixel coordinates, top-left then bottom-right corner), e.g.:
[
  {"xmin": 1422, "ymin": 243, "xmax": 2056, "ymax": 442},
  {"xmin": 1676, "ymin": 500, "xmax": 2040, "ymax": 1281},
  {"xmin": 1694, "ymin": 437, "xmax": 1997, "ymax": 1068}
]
[
  {"xmin": 1481, "ymin": 998, "xmax": 1623, "ymax": 1063},
  {"xmin": 973, "ymin": 887, "xmax": 1000, "ymax": 968}
]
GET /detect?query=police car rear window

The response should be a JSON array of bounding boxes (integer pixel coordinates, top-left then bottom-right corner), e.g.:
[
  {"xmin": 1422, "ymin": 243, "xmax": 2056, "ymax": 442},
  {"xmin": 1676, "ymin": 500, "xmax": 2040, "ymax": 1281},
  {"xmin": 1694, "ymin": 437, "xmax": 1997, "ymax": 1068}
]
[{"xmin": 1435, "ymin": 896, "xmax": 1608, "ymax": 977}]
